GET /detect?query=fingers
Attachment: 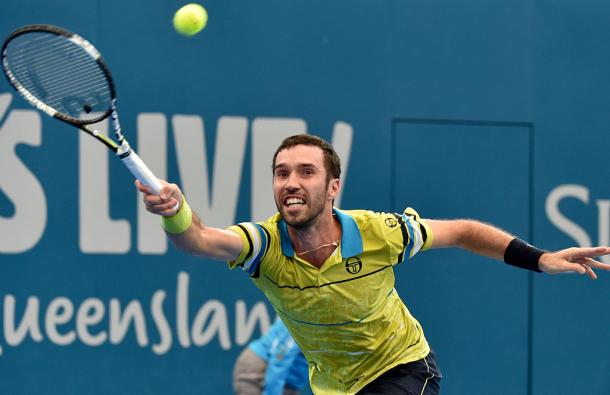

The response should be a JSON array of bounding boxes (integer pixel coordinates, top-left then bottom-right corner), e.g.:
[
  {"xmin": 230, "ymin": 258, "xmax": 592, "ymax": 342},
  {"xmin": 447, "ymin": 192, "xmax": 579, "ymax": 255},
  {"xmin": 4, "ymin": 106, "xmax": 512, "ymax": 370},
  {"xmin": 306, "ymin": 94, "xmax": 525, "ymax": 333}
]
[
  {"xmin": 552, "ymin": 247, "xmax": 610, "ymax": 280},
  {"xmin": 576, "ymin": 256, "xmax": 610, "ymax": 271},
  {"xmin": 573, "ymin": 262, "xmax": 597, "ymax": 280},
  {"xmin": 564, "ymin": 262, "xmax": 587, "ymax": 275},
  {"xmin": 540, "ymin": 252, "xmax": 590, "ymax": 276},
  {"xmin": 552, "ymin": 255, "xmax": 602, "ymax": 280},
  {"xmin": 143, "ymin": 194, "xmax": 180, "ymax": 216},
  {"xmin": 145, "ymin": 194, "xmax": 177, "ymax": 208},
  {"xmin": 159, "ymin": 184, "xmax": 178, "ymax": 200},
  {"xmin": 135, "ymin": 179, "xmax": 177, "ymax": 195},
  {"xmin": 570, "ymin": 246, "xmax": 610, "ymax": 259},
  {"xmin": 574, "ymin": 257, "xmax": 609, "ymax": 281},
  {"xmin": 135, "ymin": 179, "xmax": 183, "ymax": 217},
  {"xmin": 135, "ymin": 179, "xmax": 151, "ymax": 194},
  {"xmin": 582, "ymin": 264, "xmax": 597, "ymax": 280}
]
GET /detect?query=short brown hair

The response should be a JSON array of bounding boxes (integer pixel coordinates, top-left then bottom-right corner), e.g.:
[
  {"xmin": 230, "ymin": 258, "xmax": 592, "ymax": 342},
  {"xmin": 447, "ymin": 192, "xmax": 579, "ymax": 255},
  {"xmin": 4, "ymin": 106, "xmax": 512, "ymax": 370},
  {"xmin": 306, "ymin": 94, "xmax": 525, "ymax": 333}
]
[{"xmin": 272, "ymin": 134, "xmax": 341, "ymax": 181}]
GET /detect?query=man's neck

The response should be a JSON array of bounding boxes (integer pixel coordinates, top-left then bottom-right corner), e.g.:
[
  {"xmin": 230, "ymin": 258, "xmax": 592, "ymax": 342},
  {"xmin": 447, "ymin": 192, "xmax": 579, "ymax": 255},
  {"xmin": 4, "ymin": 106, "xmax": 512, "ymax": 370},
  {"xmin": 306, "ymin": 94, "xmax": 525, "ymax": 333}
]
[{"xmin": 288, "ymin": 211, "xmax": 342, "ymax": 268}]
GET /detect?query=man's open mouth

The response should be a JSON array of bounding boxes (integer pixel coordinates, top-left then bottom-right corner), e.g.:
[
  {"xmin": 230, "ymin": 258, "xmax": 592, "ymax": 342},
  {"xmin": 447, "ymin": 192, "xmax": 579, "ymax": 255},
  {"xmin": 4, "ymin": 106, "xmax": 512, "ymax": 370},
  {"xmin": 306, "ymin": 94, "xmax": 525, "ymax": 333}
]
[{"xmin": 285, "ymin": 197, "xmax": 306, "ymax": 207}]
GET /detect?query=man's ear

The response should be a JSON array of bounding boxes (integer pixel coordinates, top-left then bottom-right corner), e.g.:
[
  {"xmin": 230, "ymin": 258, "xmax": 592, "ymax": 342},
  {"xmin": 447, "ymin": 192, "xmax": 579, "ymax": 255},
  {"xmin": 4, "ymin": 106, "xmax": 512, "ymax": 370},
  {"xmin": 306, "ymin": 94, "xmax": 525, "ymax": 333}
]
[{"xmin": 328, "ymin": 178, "xmax": 340, "ymax": 200}]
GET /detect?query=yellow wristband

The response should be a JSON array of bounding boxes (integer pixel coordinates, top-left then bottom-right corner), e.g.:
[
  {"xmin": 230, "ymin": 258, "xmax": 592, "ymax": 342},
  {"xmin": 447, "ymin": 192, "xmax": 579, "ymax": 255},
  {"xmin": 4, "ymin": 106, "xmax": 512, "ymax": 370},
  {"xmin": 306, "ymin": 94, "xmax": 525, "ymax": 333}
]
[{"xmin": 161, "ymin": 197, "xmax": 193, "ymax": 234}]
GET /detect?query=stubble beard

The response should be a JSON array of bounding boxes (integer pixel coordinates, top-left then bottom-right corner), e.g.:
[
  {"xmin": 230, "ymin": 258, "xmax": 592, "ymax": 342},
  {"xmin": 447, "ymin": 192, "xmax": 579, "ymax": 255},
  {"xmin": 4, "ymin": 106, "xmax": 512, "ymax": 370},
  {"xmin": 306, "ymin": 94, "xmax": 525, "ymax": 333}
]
[
  {"xmin": 275, "ymin": 193, "xmax": 327, "ymax": 230},
  {"xmin": 284, "ymin": 203, "xmax": 325, "ymax": 230}
]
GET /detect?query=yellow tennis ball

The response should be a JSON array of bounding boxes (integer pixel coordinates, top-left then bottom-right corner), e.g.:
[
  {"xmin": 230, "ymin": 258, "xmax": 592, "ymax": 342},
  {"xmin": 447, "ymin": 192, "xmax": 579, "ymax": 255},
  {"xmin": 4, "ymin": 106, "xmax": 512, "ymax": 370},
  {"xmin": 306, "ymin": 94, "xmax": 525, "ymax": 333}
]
[{"xmin": 173, "ymin": 3, "xmax": 208, "ymax": 37}]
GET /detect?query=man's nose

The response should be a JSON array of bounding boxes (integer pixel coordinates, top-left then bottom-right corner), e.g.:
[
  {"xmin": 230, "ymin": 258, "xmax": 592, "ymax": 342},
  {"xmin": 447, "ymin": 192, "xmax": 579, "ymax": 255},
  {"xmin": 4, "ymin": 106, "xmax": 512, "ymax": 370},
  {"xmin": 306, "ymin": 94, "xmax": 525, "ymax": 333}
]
[
  {"xmin": 284, "ymin": 173, "xmax": 300, "ymax": 191},
  {"xmin": 285, "ymin": 185, "xmax": 299, "ymax": 193}
]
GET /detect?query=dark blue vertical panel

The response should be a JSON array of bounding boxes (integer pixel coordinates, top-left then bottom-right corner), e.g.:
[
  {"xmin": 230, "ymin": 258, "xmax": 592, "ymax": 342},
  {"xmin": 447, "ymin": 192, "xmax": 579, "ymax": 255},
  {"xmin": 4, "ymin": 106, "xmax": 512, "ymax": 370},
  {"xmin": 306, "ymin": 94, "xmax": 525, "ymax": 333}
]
[
  {"xmin": 533, "ymin": 3, "xmax": 610, "ymax": 394},
  {"xmin": 392, "ymin": 120, "xmax": 531, "ymax": 395}
]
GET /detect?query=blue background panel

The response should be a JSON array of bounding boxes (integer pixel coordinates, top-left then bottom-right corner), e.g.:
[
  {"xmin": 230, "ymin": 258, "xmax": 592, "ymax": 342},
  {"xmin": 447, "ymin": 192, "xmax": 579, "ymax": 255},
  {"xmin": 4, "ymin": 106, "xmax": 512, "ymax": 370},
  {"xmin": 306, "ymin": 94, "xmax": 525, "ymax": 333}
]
[
  {"xmin": 392, "ymin": 120, "xmax": 531, "ymax": 395},
  {"xmin": 1, "ymin": 1, "xmax": 609, "ymax": 394}
]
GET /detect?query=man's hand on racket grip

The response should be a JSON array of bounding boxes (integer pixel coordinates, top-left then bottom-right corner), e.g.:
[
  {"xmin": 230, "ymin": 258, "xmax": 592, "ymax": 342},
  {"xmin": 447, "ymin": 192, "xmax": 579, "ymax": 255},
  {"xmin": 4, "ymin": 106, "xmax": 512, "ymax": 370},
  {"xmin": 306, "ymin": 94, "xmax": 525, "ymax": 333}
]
[
  {"xmin": 538, "ymin": 246, "xmax": 610, "ymax": 280},
  {"xmin": 136, "ymin": 179, "xmax": 183, "ymax": 217}
]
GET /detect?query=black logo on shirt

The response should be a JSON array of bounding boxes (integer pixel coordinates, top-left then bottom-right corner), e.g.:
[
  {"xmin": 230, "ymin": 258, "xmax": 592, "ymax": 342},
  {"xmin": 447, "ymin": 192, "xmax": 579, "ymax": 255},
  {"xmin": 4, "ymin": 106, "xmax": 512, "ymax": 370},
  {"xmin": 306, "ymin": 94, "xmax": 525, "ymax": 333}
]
[
  {"xmin": 345, "ymin": 257, "xmax": 362, "ymax": 274},
  {"xmin": 385, "ymin": 217, "xmax": 398, "ymax": 228}
]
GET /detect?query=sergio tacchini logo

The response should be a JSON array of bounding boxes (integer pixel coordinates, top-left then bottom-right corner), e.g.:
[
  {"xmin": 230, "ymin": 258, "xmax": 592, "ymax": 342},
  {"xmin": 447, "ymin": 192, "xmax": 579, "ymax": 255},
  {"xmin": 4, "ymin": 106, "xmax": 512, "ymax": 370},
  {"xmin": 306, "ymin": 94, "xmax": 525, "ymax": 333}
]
[
  {"xmin": 385, "ymin": 217, "xmax": 398, "ymax": 228},
  {"xmin": 345, "ymin": 257, "xmax": 362, "ymax": 274}
]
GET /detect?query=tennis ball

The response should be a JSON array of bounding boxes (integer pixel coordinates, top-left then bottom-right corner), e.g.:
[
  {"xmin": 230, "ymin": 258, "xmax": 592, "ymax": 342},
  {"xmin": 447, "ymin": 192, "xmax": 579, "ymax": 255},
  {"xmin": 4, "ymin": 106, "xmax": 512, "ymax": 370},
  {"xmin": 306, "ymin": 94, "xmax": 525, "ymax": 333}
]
[{"xmin": 173, "ymin": 3, "xmax": 208, "ymax": 37}]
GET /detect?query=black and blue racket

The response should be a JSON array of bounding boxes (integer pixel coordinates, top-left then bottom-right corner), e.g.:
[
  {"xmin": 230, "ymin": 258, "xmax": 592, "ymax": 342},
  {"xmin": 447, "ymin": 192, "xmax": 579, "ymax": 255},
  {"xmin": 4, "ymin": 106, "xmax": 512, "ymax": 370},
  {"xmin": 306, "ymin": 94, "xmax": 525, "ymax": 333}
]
[{"xmin": 1, "ymin": 24, "xmax": 164, "ymax": 194}]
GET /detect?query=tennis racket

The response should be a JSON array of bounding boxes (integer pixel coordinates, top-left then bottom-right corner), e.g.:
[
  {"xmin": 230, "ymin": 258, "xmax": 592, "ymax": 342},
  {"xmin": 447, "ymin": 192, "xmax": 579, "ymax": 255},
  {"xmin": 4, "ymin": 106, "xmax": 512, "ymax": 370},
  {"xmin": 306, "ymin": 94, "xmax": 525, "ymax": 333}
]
[{"xmin": 1, "ymin": 24, "xmax": 164, "ymax": 195}]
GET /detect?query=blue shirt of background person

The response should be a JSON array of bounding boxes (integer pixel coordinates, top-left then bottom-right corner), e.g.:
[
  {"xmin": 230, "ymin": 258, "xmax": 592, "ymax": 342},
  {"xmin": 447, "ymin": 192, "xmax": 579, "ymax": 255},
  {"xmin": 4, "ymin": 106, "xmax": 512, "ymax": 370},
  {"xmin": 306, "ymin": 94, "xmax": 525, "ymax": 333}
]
[{"xmin": 248, "ymin": 318, "xmax": 309, "ymax": 394}]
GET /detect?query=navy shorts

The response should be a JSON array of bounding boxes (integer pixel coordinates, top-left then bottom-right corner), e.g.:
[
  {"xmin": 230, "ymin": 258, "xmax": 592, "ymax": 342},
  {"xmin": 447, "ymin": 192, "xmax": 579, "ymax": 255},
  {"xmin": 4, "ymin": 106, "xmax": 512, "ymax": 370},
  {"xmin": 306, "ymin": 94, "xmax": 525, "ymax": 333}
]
[{"xmin": 357, "ymin": 349, "xmax": 442, "ymax": 395}]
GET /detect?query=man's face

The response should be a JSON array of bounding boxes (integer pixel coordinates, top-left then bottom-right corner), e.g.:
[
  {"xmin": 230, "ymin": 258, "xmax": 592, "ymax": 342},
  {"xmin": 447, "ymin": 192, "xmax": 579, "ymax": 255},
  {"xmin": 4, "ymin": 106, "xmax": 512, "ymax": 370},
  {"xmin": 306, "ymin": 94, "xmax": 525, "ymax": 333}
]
[{"xmin": 273, "ymin": 145, "xmax": 338, "ymax": 229}]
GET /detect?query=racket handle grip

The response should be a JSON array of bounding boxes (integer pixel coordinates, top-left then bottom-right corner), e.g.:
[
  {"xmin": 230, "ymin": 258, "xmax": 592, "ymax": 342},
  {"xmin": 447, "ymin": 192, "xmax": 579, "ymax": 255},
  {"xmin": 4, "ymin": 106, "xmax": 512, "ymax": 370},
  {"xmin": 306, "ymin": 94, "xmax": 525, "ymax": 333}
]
[{"xmin": 120, "ymin": 150, "xmax": 163, "ymax": 195}]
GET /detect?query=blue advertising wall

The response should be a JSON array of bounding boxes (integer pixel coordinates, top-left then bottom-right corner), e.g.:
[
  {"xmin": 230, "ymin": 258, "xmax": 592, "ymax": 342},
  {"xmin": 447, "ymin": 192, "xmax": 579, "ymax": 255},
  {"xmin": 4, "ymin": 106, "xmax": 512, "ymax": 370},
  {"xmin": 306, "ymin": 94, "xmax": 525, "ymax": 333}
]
[{"xmin": 1, "ymin": 1, "xmax": 609, "ymax": 394}]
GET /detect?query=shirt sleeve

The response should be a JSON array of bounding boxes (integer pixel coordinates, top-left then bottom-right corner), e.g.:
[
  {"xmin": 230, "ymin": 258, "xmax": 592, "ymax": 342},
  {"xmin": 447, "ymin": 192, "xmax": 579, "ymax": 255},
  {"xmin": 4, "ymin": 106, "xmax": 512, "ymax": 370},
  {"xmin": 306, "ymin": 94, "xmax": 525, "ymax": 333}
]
[
  {"xmin": 227, "ymin": 222, "xmax": 270, "ymax": 277},
  {"xmin": 383, "ymin": 207, "xmax": 434, "ymax": 265}
]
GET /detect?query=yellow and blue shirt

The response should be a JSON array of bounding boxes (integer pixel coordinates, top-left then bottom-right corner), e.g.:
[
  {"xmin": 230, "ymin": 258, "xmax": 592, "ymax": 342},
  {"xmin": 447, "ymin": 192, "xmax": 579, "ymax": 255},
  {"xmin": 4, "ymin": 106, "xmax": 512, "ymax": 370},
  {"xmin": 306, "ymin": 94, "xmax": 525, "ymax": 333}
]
[{"xmin": 228, "ymin": 207, "xmax": 433, "ymax": 395}]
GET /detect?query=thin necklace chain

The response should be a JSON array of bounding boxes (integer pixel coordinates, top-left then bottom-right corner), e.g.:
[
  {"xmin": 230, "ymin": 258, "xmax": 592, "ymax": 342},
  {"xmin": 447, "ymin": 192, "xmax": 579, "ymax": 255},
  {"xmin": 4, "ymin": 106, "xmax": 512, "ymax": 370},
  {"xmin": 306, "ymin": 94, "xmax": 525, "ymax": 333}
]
[{"xmin": 296, "ymin": 240, "xmax": 340, "ymax": 255}]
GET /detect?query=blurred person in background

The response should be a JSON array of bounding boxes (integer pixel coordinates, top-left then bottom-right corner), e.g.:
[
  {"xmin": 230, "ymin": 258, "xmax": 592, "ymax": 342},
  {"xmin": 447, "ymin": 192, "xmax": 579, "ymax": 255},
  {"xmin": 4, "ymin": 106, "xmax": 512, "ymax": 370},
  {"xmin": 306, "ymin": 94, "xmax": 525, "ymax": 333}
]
[{"xmin": 233, "ymin": 317, "xmax": 309, "ymax": 395}]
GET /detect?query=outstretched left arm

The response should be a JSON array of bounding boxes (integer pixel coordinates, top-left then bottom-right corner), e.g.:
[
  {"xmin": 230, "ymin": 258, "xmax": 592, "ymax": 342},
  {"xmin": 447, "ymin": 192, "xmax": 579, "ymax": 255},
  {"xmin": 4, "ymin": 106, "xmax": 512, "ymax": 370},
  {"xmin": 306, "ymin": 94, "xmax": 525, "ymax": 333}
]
[{"xmin": 426, "ymin": 219, "xmax": 610, "ymax": 280}]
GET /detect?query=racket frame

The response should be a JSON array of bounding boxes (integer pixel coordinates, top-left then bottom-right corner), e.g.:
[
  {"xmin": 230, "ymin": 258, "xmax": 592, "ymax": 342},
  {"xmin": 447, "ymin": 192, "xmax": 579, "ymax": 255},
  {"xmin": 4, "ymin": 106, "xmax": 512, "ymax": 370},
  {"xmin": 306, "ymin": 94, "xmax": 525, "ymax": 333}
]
[{"xmin": 1, "ymin": 24, "xmax": 164, "ymax": 194}]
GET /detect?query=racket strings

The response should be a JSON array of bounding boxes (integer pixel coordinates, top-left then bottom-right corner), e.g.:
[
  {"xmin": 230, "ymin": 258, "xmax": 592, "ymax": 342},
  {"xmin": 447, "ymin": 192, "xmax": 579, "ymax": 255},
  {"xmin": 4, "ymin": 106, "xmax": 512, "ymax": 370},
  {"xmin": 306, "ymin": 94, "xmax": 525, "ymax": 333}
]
[
  {"xmin": 9, "ymin": 35, "xmax": 108, "ymax": 100},
  {"xmin": 5, "ymin": 32, "xmax": 112, "ymax": 121},
  {"xmin": 10, "ymin": 35, "xmax": 110, "ymax": 115}
]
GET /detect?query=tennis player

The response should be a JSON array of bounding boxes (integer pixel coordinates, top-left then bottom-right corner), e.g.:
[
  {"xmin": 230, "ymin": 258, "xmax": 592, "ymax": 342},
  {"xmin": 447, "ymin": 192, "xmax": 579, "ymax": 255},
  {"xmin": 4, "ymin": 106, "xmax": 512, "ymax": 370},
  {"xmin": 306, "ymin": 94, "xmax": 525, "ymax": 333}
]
[{"xmin": 137, "ymin": 134, "xmax": 610, "ymax": 395}]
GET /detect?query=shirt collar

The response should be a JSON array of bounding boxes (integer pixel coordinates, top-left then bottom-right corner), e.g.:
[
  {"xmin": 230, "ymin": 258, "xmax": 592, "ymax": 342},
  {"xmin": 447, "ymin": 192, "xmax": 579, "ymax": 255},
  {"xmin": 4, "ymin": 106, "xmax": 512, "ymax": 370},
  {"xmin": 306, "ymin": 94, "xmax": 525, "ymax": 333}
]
[{"xmin": 278, "ymin": 207, "xmax": 363, "ymax": 258}]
